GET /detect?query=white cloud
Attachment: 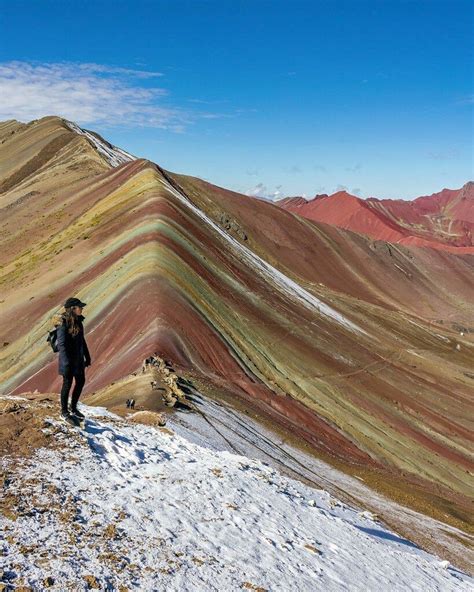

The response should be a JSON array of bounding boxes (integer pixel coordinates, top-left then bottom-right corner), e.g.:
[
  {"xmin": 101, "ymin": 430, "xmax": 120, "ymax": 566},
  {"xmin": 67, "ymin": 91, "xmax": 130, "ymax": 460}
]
[
  {"xmin": 0, "ymin": 61, "xmax": 222, "ymax": 131},
  {"xmin": 245, "ymin": 182, "xmax": 267, "ymax": 197},
  {"xmin": 245, "ymin": 182, "xmax": 283, "ymax": 201},
  {"xmin": 76, "ymin": 63, "xmax": 164, "ymax": 78},
  {"xmin": 269, "ymin": 188, "xmax": 283, "ymax": 200}
]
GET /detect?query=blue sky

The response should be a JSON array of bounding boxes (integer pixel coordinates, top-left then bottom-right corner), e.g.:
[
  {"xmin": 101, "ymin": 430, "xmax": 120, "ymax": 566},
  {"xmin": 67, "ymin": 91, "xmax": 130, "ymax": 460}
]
[{"xmin": 0, "ymin": 0, "xmax": 472, "ymax": 199}]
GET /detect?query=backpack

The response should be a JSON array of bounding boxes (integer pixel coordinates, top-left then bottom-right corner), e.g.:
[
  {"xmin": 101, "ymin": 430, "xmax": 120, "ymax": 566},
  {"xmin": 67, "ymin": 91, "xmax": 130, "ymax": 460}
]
[
  {"xmin": 47, "ymin": 313, "xmax": 65, "ymax": 353},
  {"xmin": 46, "ymin": 329, "xmax": 59, "ymax": 353}
]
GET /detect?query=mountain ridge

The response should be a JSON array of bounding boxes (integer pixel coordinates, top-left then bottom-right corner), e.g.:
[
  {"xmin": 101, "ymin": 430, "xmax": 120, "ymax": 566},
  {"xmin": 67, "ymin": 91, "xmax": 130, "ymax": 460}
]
[
  {"xmin": 1, "ymin": 116, "xmax": 473, "ymax": 567},
  {"xmin": 277, "ymin": 184, "xmax": 473, "ymax": 252}
]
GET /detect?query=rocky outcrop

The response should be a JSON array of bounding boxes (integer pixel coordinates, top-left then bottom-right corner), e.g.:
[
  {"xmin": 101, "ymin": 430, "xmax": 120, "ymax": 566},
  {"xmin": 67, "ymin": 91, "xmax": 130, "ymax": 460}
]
[
  {"xmin": 145, "ymin": 355, "xmax": 194, "ymax": 410},
  {"xmin": 218, "ymin": 212, "xmax": 248, "ymax": 241}
]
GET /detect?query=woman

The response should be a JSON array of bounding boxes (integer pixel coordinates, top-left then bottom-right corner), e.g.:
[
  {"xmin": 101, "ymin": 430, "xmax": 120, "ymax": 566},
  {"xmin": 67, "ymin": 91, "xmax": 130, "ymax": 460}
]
[{"xmin": 56, "ymin": 297, "xmax": 92, "ymax": 420}]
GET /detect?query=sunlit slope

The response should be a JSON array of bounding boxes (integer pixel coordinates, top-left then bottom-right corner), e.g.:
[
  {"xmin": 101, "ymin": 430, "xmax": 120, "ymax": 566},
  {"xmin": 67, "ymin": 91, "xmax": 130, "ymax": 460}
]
[
  {"xmin": 277, "ymin": 185, "xmax": 474, "ymax": 252},
  {"xmin": 1, "ymin": 117, "xmax": 472, "ymax": 513},
  {"xmin": 1, "ymin": 157, "xmax": 167, "ymax": 394},
  {"xmin": 174, "ymin": 176, "xmax": 474, "ymax": 321},
  {"xmin": 0, "ymin": 116, "xmax": 163, "ymax": 396},
  {"xmin": 157, "ymin": 172, "xmax": 474, "ymax": 501}
]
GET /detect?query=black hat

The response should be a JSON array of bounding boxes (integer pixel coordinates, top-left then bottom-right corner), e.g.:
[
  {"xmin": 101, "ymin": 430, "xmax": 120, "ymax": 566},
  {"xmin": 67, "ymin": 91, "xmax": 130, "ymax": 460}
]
[{"xmin": 64, "ymin": 297, "xmax": 87, "ymax": 308}]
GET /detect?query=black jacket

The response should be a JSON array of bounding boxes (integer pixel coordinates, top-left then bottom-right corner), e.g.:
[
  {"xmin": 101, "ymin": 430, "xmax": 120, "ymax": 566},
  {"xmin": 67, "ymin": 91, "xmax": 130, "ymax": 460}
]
[{"xmin": 57, "ymin": 314, "xmax": 91, "ymax": 375}]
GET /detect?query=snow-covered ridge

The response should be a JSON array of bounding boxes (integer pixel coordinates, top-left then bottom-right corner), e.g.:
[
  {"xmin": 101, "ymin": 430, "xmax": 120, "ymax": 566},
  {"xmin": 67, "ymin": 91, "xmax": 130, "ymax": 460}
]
[
  {"xmin": 65, "ymin": 120, "xmax": 136, "ymax": 167},
  {"xmin": 63, "ymin": 121, "xmax": 364, "ymax": 334},
  {"xmin": 159, "ymin": 176, "xmax": 368, "ymax": 335},
  {"xmin": 2, "ymin": 403, "xmax": 470, "ymax": 591}
]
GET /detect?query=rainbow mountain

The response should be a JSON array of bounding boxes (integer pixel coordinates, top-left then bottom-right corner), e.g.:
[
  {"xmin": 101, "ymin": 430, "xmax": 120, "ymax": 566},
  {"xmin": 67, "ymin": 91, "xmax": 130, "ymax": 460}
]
[{"xmin": 1, "ymin": 116, "xmax": 473, "ymax": 566}]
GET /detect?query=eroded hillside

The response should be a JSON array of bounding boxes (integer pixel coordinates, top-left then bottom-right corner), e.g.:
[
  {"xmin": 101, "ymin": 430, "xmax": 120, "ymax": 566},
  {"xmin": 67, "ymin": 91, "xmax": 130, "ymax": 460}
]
[{"xmin": 1, "ymin": 116, "xmax": 473, "ymax": 544}]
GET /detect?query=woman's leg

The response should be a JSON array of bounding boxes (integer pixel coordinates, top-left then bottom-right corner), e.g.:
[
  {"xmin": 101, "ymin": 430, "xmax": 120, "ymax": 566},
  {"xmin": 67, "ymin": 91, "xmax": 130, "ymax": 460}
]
[
  {"xmin": 70, "ymin": 370, "xmax": 86, "ymax": 412},
  {"xmin": 60, "ymin": 370, "xmax": 74, "ymax": 414}
]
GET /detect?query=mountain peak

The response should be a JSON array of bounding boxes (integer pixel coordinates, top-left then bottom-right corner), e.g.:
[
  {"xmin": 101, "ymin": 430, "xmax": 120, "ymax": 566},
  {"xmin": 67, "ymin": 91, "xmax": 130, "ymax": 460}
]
[
  {"xmin": 278, "ymin": 183, "xmax": 473, "ymax": 251},
  {"xmin": 64, "ymin": 119, "xmax": 137, "ymax": 167},
  {"xmin": 328, "ymin": 190, "xmax": 359, "ymax": 200},
  {"xmin": 460, "ymin": 180, "xmax": 474, "ymax": 194}
]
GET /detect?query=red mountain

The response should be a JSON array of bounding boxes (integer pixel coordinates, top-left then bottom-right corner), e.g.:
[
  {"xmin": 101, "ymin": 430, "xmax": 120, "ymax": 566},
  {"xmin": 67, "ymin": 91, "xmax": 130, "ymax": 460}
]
[{"xmin": 277, "ymin": 183, "xmax": 474, "ymax": 252}]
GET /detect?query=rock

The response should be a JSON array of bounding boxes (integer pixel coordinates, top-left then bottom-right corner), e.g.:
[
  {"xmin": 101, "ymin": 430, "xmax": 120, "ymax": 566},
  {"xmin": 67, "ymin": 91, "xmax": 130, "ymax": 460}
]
[
  {"xmin": 83, "ymin": 575, "xmax": 100, "ymax": 589},
  {"xmin": 148, "ymin": 355, "xmax": 194, "ymax": 409},
  {"xmin": 0, "ymin": 401, "xmax": 23, "ymax": 414},
  {"xmin": 218, "ymin": 212, "xmax": 248, "ymax": 241},
  {"xmin": 164, "ymin": 393, "xmax": 177, "ymax": 407}
]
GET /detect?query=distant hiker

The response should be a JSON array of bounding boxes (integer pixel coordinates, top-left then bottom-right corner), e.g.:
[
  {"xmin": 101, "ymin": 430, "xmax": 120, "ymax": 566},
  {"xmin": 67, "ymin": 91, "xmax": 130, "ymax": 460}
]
[
  {"xmin": 130, "ymin": 398, "xmax": 135, "ymax": 409},
  {"xmin": 126, "ymin": 399, "xmax": 131, "ymax": 408},
  {"xmin": 56, "ymin": 297, "xmax": 91, "ymax": 421}
]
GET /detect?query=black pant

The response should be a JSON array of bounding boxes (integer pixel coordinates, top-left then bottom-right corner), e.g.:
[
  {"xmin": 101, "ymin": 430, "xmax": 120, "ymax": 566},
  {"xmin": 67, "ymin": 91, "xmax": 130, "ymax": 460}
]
[{"xmin": 60, "ymin": 369, "xmax": 85, "ymax": 413}]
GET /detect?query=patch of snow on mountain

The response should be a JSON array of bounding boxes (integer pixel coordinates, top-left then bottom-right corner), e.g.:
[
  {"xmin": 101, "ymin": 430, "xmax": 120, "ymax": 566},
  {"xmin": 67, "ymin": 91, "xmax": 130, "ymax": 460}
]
[
  {"xmin": 159, "ymin": 177, "xmax": 368, "ymax": 336},
  {"xmin": 1, "ymin": 404, "xmax": 471, "ymax": 591},
  {"xmin": 65, "ymin": 120, "xmax": 136, "ymax": 167}
]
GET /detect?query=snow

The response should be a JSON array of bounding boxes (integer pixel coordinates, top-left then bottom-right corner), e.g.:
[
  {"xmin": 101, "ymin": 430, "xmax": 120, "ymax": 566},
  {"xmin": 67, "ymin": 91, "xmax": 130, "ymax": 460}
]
[
  {"xmin": 65, "ymin": 120, "xmax": 136, "ymax": 167},
  {"xmin": 168, "ymin": 390, "xmax": 474, "ymax": 566},
  {"xmin": 64, "ymin": 122, "xmax": 364, "ymax": 334},
  {"xmin": 1, "ymin": 403, "xmax": 472, "ymax": 591},
  {"xmin": 158, "ymin": 177, "xmax": 368, "ymax": 335}
]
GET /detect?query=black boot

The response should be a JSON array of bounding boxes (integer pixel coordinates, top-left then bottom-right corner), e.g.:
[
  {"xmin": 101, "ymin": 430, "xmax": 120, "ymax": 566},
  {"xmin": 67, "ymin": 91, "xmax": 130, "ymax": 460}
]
[{"xmin": 71, "ymin": 406, "xmax": 85, "ymax": 419}]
